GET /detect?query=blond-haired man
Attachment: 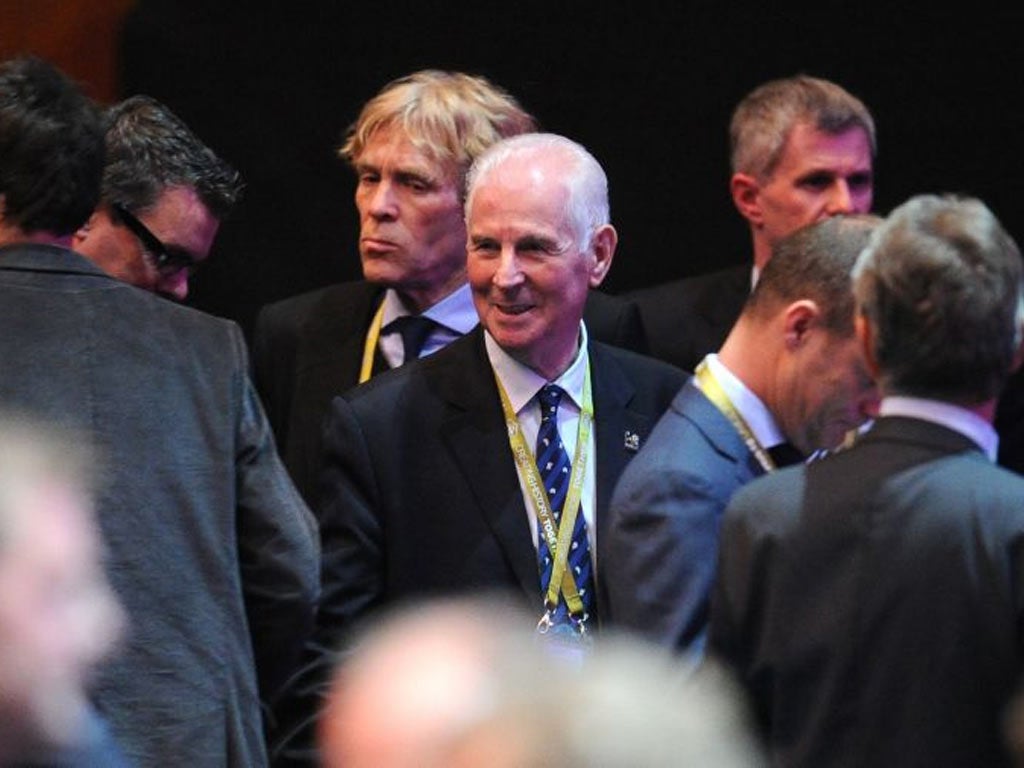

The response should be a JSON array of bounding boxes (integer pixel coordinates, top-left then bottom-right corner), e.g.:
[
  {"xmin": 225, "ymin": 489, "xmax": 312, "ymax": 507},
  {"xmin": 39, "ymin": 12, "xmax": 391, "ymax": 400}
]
[{"xmin": 253, "ymin": 70, "xmax": 646, "ymax": 504}]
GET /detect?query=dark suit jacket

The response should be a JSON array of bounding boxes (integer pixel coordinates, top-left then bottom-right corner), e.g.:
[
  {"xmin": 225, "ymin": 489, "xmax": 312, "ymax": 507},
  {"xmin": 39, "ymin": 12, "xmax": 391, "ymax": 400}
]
[
  {"xmin": 627, "ymin": 265, "xmax": 749, "ymax": 372},
  {"xmin": 317, "ymin": 327, "xmax": 685, "ymax": 638},
  {"xmin": 264, "ymin": 328, "xmax": 681, "ymax": 766},
  {"xmin": 604, "ymin": 379, "xmax": 763, "ymax": 652},
  {"xmin": 0, "ymin": 245, "xmax": 319, "ymax": 768},
  {"xmin": 252, "ymin": 280, "xmax": 649, "ymax": 504},
  {"xmin": 709, "ymin": 416, "xmax": 1024, "ymax": 768}
]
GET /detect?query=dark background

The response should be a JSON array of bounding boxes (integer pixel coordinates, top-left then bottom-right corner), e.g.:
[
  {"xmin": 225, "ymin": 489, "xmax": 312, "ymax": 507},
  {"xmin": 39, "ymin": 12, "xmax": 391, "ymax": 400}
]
[{"xmin": 37, "ymin": 1, "xmax": 1024, "ymax": 338}]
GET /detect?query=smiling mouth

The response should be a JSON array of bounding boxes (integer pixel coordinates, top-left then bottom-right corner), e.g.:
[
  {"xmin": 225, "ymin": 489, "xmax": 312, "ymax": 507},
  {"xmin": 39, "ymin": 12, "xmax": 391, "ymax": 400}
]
[{"xmin": 494, "ymin": 303, "xmax": 533, "ymax": 316}]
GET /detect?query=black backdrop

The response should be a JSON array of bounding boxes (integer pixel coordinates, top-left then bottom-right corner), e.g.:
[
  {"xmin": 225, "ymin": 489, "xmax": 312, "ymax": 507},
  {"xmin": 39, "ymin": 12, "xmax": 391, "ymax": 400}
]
[{"xmin": 116, "ymin": 1, "xmax": 1024, "ymax": 340}]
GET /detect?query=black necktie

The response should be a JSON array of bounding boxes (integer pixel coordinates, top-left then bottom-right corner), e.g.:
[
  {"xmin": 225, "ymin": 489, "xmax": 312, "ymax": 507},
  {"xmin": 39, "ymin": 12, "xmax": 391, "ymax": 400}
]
[
  {"xmin": 767, "ymin": 441, "xmax": 805, "ymax": 468},
  {"xmin": 384, "ymin": 315, "xmax": 436, "ymax": 366}
]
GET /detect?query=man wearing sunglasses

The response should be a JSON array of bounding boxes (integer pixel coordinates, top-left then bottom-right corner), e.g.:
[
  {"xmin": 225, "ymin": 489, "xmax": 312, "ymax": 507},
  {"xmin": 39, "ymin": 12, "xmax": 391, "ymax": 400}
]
[{"xmin": 73, "ymin": 95, "xmax": 241, "ymax": 301}]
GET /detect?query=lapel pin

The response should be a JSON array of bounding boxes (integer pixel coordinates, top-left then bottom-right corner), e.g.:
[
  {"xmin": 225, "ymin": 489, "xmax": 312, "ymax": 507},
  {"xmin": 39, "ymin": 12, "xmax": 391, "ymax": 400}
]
[{"xmin": 624, "ymin": 431, "xmax": 640, "ymax": 452}]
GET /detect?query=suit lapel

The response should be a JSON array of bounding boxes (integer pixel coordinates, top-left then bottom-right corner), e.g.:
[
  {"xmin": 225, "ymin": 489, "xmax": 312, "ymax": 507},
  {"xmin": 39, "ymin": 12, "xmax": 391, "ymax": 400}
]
[
  {"xmin": 589, "ymin": 344, "xmax": 638, "ymax": 553},
  {"xmin": 676, "ymin": 380, "xmax": 764, "ymax": 483},
  {"xmin": 435, "ymin": 332, "xmax": 542, "ymax": 607},
  {"xmin": 296, "ymin": 283, "xmax": 383, "ymax": 396}
]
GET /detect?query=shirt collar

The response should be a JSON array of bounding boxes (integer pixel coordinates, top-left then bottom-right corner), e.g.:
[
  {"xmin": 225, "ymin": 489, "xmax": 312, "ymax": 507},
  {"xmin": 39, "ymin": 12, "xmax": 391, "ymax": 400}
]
[
  {"xmin": 484, "ymin": 322, "xmax": 589, "ymax": 414},
  {"xmin": 702, "ymin": 353, "xmax": 786, "ymax": 448},
  {"xmin": 879, "ymin": 395, "xmax": 998, "ymax": 461},
  {"xmin": 380, "ymin": 283, "xmax": 478, "ymax": 334}
]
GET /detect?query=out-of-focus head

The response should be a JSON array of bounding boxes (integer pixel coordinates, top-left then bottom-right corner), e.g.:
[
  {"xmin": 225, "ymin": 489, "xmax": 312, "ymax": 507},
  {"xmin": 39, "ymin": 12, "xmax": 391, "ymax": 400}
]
[
  {"xmin": 465, "ymin": 133, "xmax": 617, "ymax": 380},
  {"xmin": 446, "ymin": 639, "xmax": 765, "ymax": 768},
  {"xmin": 340, "ymin": 70, "xmax": 536, "ymax": 312},
  {"xmin": 72, "ymin": 95, "xmax": 243, "ymax": 301},
  {"xmin": 319, "ymin": 595, "xmax": 541, "ymax": 768},
  {"xmin": 320, "ymin": 595, "xmax": 763, "ymax": 768},
  {"xmin": 0, "ymin": 56, "xmax": 104, "ymax": 242},
  {"xmin": 729, "ymin": 75, "xmax": 876, "ymax": 269},
  {"xmin": 0, "ymin": 415, "xmax": 124, "ymax": 764},
  {"xmin": 854, "ymin": 194, "xmax": 1024, "ymax": 405},
  {"xmin": 742, "ymin": 214, "xmax": 882, "ymax": 452}
]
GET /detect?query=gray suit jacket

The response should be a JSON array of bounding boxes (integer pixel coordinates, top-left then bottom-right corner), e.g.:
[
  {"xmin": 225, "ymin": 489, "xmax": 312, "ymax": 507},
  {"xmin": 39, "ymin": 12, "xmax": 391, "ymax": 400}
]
[
  {"xmin": 0, "ymin": 245, "xmax": 319, "ymax": 768},
  {"xmin": 710, "ymin": 416, "xmax": 1024, "ymax": 767},
  {"xmin": 604, "ymin": 378, "xmax": 763, "ymax": 652}
]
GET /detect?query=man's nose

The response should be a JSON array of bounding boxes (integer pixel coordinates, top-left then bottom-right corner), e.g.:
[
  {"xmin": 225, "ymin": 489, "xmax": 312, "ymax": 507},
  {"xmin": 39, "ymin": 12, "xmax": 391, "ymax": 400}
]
[
  {"xmin": 493, "ymin": 246, "xmax": 524, "ymax": 288},
  {"xmin": 825, "ymin": 180, "xmax": 854, "ymax": 215},
  {"xmin": 367, "ymin": 180, "xmax": 399, "ymax": 219}
]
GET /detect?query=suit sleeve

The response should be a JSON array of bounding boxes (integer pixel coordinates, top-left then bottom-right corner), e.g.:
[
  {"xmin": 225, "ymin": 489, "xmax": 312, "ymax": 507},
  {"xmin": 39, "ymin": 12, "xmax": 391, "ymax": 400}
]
[
  {"xmin": 261, "ymin": 393, "xmax": 386, "ymax": 766},
  {"xmin": 706, "ymin": 482, "xmax": 783, "ymax": 735},
  {"xmin": 606, "ymin": 458, "xmax": 729, "ymax": 653},
  {"xmin": 315, "ymin": 392, "xmax": 385, "ymax": 650},
  {"xmin": 233, "ymin": 327, "xmax": 320, "ymax": 702},
  {"xmin": 706, "ymin": 499, "xmax": 752, "ymax": 672}
]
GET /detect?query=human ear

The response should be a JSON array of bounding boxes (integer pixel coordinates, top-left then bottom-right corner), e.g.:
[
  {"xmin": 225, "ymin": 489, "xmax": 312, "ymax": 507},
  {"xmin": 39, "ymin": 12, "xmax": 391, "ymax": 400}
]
[
  {"xmin": 782, "ymin": 299, "xmax": 819, "ymax": 349},
  {"xmin": 587, "ymin": 224, "xmax": 617, "ymax": 288},
  {"xmin": 730, "ymin": 172, "xmax": 763, "ymax": 226}
]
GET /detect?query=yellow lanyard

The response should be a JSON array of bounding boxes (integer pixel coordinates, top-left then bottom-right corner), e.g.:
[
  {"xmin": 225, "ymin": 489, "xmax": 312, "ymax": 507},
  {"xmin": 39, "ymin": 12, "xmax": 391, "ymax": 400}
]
[
  {"xmin": 358, "ymin": 302, "xmax": 387, "ymax": 384},
  {"xmin": 494, "ymin": 363, "xmax": 593, "ymax": 623},
  {"xmin": 694, "ymin": 359, "xmax": 776, "ymax": 473}
]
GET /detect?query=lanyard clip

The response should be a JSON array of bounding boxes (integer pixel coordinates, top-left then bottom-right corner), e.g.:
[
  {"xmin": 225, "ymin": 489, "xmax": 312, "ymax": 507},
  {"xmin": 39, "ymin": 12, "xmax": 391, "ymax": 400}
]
[{"xmin": 536, "ymin": 609, "xmax": 555, "ymax": 635}]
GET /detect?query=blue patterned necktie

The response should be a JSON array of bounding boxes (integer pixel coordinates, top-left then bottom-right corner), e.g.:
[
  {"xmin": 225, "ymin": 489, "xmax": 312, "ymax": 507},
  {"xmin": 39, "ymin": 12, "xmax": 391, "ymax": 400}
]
[{"xmin": 535, "ymin": 383, "xmax": 596, "ymax": 627}]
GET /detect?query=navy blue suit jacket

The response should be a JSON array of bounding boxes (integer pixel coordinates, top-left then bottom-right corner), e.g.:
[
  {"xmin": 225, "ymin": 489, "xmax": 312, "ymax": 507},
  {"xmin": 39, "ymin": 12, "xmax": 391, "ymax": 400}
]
[{"xmin": 604, "ymin": 378, "xmax": 763, "ymax": 652}]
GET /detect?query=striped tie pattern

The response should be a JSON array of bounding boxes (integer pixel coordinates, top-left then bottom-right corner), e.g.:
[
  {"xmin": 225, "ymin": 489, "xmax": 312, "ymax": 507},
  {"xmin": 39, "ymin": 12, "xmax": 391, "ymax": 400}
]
[{"xmin": 535, "ymin": 384, "xmax": 595, "ymax": 626}]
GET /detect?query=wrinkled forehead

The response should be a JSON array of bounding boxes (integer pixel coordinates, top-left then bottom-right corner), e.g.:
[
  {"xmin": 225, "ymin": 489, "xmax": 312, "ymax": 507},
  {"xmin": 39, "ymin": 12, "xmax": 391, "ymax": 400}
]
[{"xmin": 357, "ymin": 121, "xmax": 464, "ymax": 179}]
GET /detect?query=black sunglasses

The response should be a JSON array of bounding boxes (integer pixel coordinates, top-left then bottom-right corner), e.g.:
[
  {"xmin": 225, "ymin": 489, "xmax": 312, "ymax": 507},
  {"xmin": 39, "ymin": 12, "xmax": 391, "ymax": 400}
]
[{"xmin": 112, "ymin": 204, "xmax": 199, "ymax": 276}]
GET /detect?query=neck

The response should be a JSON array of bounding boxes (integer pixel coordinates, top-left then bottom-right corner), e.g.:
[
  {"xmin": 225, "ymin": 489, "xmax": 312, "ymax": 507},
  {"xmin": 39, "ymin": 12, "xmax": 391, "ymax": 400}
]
[
  {"xmin": 394, "ymin": 270, "xmax": 466, "ymax": 315},
  {"xmin": 0, "ymin": 224, "xmax": 72, "ymax": 249},
  {"xmin": 751, "ymin": 233, "xmax": 772, "ymax": 273},
  {"xmin": 513, "ymin": 338, "xmax": 582, "ymax": 383},
  {"xmin": 962, "ymin": 398, "xmax": 998, "ymax": 424},
  {"xmin": 886, "ymin": 390, "xmax": 999, "ymax": 425},
  {"xmin": 717, "ymin": 317, "xmax": 772, "ymax": 403}
]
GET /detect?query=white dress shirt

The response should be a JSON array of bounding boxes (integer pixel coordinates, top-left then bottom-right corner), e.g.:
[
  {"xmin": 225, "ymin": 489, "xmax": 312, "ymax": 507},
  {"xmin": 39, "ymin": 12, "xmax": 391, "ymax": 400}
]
[{"xmin": 484, "ymin": 322, "xmax": 598, "ymax": 564}]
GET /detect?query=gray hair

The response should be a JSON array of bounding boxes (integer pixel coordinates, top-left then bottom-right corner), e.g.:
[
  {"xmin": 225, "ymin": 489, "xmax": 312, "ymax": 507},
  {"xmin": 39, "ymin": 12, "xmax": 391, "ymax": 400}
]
[
  {"xmin": 730, "ymin": 75, "xmax": 876, "ymax": 179},
  {"xmin": 102, "ymin": 95, "xmax": 243, "ymax": 219},
  {"xmin": 853, "ymin": 194, "xmax": 1024, "ymax": 403},
  {"xmin": 465, "ymin": 132, "xmax": 610, "ymax": 250}
]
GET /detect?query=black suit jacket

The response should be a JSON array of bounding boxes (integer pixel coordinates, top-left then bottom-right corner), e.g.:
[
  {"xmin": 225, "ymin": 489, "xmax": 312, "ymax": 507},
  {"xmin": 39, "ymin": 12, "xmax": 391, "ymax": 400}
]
[
  {"xmin": 317, "ymin": 327, "xmax": 685, "ymax": 638},
  {"xmin": 252, "ymin": 281, "xmax": 649, "ymax": 503},
  {"xmin": 709, "ymin": 416, "xmax": 1024, "ymax": 768},
  {"xmin": 627, "ymin": 265, "xmax": 749, "ymax": 372},
  {"xmin": 266, "ymin": 329, "xmax": 681, "ymax": 766}
]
